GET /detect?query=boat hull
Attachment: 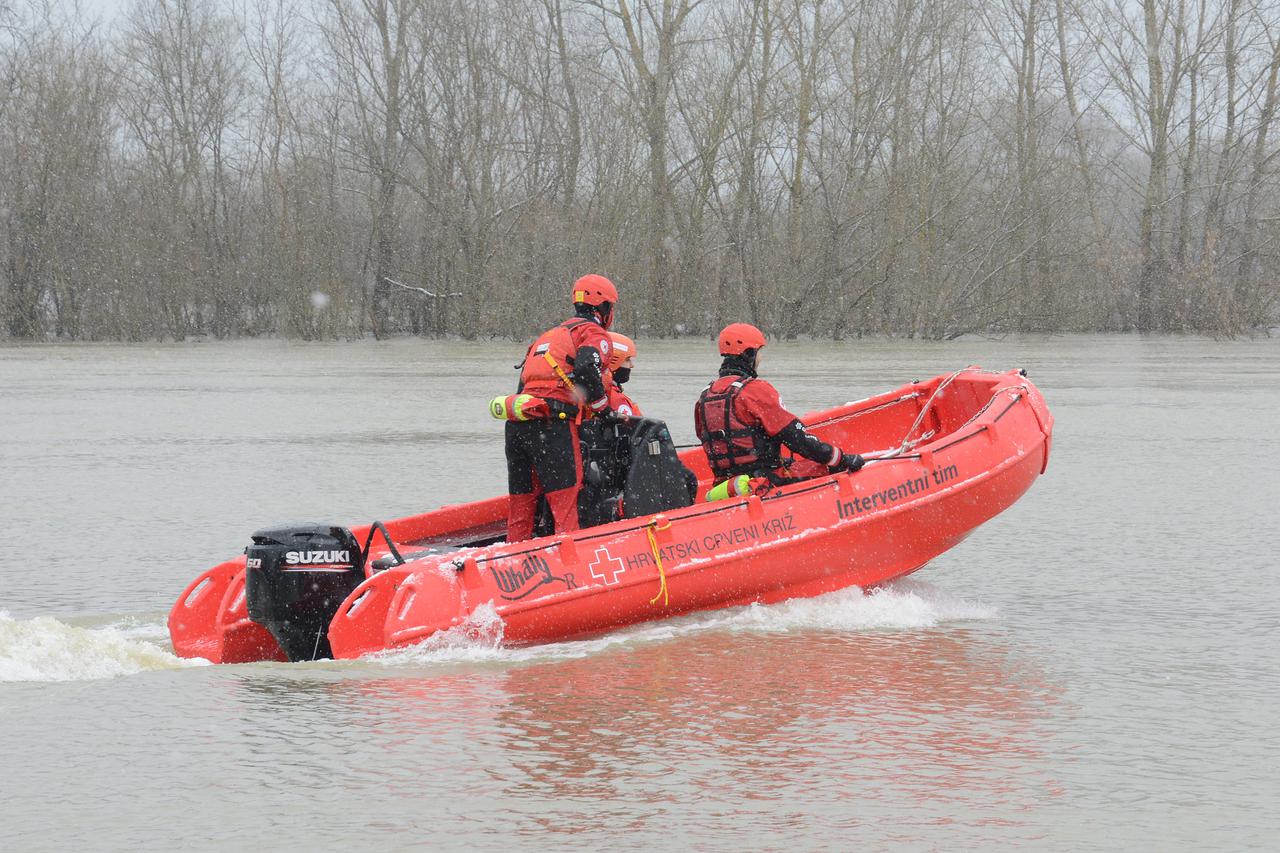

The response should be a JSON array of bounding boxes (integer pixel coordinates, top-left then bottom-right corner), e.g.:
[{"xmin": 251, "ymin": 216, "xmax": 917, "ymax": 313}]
[{"xmin": 170, "ymin": 368, "xmax": 1053, "ymax": 662}]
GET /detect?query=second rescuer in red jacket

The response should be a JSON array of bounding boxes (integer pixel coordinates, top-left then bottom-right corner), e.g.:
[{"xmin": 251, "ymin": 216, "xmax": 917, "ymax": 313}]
[
  {"xmin": 695, "ymin": 323, "xmax": 864, "ymax": 489},
  {"xmin": 505, "ymin": 275, "xmax": 618, "ymax": 542},
  {"xmin": 605, "ymin": 332, "xmax": 641, "ymax": 417}
]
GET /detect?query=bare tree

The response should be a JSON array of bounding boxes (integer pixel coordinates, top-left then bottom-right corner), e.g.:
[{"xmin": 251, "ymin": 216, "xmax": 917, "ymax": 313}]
[
  {"xmin": 320, "ymin": 0, "xmax": 425, "ymax": 337},
  {"xmin": 585, "ymin": 0, "xmax": 702, "ymax": 333},
  {"xmin": 120, "ymin": 0, "xmax": 248, "ymax": 338},
  {"xmin": 1235, "ymin": 6, "xmax": 1280, "ymax": 326}
]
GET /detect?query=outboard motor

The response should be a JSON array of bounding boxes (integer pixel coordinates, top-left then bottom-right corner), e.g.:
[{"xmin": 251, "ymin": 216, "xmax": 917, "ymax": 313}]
[
  {"xmin": 578, "ymin": 417, "xmax": 634, "ymax": 528},
  {"xmin": 623, "ymin": 418, "xmax": 697, "ymax": 518},
  {"xmin": 244, "ymin": 524, "xmax": 365, "ymax": 661}
]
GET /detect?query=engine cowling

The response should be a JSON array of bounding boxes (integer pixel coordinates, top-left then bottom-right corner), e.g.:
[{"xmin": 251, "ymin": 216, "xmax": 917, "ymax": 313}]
[{"xmin": 244, "ymin": 524, "xmax": 365, "ymax": 661}]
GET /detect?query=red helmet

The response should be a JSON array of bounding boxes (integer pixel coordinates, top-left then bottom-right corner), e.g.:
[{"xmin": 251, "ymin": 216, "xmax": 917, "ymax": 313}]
[
  {"xmin": 607, "ymin": 332, "xmax": 636, "ymax": 371},
  {"xmin": 572, "ymin": 274, "xmax": 618, "ymax": 308},
  {"xmin": 718, "ymin": 322, "xmax": 767, "ymax": 356}
]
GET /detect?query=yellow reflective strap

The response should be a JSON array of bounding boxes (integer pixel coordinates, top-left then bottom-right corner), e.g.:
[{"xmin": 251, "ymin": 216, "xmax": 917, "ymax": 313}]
[
  {"xmin": 543, "ymin": 352, "xmax": 575, "ymax": 392},
  {"xmin": 704, "ymin": 475, "xmax": 752, "ymax": 502}
]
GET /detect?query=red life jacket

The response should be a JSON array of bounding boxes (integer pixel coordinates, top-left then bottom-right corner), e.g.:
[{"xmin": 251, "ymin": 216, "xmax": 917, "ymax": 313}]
[
  {"xmin": 519, "ymin": 319, "xmax": 591, "ymax": 403},
  {"xmin": 696, "ymin": 376, "xmax": 777, "ymax": 478}
]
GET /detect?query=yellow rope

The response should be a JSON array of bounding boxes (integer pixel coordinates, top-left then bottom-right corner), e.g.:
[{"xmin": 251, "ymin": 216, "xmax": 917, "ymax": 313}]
[{"xmin": 646, "ymin": 520, "xmax": 670, "ymax": 607}]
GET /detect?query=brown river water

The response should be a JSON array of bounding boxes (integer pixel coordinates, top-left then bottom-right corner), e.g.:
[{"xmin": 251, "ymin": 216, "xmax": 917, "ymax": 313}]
[{"xmin": 1, "ymin": 335, "xmax": 1277, "ymax": 850}]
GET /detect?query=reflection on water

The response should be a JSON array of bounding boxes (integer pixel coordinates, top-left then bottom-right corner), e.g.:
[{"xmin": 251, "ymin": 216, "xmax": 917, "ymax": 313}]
[
  {"xmin": 211, "ymin": 628, "xmax": 1060, "ymax": 845},
  {"xmin": 491, "ymin": 631, "xmax": 1057, "ymax": 816},
  {"xmin": 2, "ymin": 335, "xmax": 1278, "ymax": 848}
]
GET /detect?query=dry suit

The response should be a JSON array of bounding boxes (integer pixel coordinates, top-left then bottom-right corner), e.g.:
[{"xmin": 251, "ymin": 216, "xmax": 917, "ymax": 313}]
[
  {"xmin": 505, "ymin": 315, "xmax": 612, "ymax": 541},
  {"xmin": 694, "ymin": 357, "xmax": 846, "ymax": 485}
]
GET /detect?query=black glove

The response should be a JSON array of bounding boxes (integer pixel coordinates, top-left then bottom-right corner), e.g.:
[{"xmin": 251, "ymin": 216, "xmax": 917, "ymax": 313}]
[{"xmin": 830, "ymin": 451, "xmax": 865, "ymax": 473}]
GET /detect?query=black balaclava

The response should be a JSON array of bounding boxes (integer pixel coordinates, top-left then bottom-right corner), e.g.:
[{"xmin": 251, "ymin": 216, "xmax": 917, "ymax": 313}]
[
  {"xmin": 613, "ymin": 366, "xmax": 632, "ymax": 385},
  {"xmin": 574, "ymin": 302, "xmax": 613, "ymax": 329},
  {"xmin": 719, "ymin": 349, "xmax": 758, "ymax": 378}
]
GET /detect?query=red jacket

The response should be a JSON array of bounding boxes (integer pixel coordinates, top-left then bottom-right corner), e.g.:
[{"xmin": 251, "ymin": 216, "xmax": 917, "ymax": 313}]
[
  {"xmin": 695, "ymin": 373, "xmax": 840, "ymax": 479},
  {"xmin": 607, "ymin": 377, "xmax": 641, "ymax": 417},
  {"xmin": 518, "ymin": 318, "xmax": 612, "ymax": 410}
]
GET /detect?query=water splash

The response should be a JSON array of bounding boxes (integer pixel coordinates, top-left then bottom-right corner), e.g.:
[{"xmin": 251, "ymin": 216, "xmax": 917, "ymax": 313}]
[
  {"xmin": 732, "ymin": 578, "xmax": 996, "ymax": 633},
  {"xmin": 0, "ymin": 612, "xmax": 207, "ymax": 683},
  {"xmin": 374, "ymin": 579, "xmax": 996, "ymax": 668},
  {"xmin": 0, "ymin": 583, "xmax": 994, "ymax": 679}
]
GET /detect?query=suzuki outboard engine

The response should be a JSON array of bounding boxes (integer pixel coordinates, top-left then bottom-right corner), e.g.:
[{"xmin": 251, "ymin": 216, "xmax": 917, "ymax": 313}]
[{"xmin": 244, "ymin": 524, "xmax": 365, "ymax": 661}]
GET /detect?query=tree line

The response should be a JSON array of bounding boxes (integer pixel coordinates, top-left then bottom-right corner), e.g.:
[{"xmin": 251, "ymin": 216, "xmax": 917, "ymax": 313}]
[{"xmin": 2, "ymin": 0, "xmax": 1278, "ymax": 342}]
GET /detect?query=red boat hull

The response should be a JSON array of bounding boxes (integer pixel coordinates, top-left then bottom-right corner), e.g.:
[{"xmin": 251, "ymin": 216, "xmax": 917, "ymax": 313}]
[{"xmin": 169, "ymin": 368, "xmax": 1052, "ymax": 662}]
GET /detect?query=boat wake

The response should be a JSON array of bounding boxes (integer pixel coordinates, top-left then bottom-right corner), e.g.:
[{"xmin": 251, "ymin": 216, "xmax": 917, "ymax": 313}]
[
  {"xmin": 373, "ymin": 578, "xmax": 997, "ymax": 668},
  {"xmin": 2, "ymin": 582, "xmax": 995, "ymax": 681},
  {"xmin": 0, "ymin": 612, "xmax": 206, "ymax": 683}
]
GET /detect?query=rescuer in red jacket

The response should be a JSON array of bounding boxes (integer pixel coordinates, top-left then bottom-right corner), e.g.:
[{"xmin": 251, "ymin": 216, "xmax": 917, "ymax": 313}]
[
  {"xmin": 605, "ymin": 332, "xmax": 641, "ymax": 417},
  {"xmin": 580, "ymin": 330, "xmax": 698, "ymax": 524},
  {"xmin": 504, "ymin": 275, "xmax": 619, "ymax": 542},
  {"xmin": 695, "ymin": 323, "xmax": 864, "ymax": 488}
]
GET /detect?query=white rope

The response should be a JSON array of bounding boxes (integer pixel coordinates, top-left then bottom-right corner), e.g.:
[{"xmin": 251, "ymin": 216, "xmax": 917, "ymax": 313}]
[
  {"xmin": 817, "ymin": 367, "xmax": 1023, "ymax": 467},
  {"xmin": 952, "ymin": 383, "xmax": 1028, "ymax": 433},
  {"xmin": 861, "ymin": 368, "xmax": 1027, "ymax": 465},
  {"xmin": 811, "ymin": 391, "xmax": 922, "ymax": 429},
  {"xmin": 899, "ymin": 366, "xmax": 978, "ymax": 450}
]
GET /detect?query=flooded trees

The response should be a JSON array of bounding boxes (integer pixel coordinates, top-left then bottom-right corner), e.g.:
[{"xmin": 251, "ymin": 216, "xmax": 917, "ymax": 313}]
[
  {"xmin": 1, "ymin": 6, "xmax": 115, "ymax": 339},
  {"xmin": 120, "ymin": 0, "xmax": 248, "ymax": 339},
  {"xmin": 3, "ymin": 0, "xmax": 1280, "ymax": 341},
  {"xmin": 319, "ymin": 0, "xmax": 424, "ymax": 339}
]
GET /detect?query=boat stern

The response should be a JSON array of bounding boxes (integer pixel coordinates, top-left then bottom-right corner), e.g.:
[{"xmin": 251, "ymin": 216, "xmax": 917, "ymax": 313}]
[{"xmin": 168, "ymin": 558, "xmax": 286, "ymax": 664}]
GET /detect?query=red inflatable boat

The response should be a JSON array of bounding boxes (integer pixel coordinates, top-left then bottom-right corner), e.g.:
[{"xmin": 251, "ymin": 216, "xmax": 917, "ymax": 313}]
[{"xmin": 169, "ymin": 367, "xmax": 1052, "ymax": 663}]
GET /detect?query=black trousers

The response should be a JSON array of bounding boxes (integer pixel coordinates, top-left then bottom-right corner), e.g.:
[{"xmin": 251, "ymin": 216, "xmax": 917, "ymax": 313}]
[{"xmin": 504, "ymin": 418, "xmax": 583, "ymax": 541}]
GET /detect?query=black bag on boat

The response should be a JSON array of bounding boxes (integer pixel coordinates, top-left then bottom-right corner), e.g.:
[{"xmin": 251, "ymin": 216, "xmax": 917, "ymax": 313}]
[{"xmin": 622, "ymin": 418, "xmax": 696, "ymax": 518}]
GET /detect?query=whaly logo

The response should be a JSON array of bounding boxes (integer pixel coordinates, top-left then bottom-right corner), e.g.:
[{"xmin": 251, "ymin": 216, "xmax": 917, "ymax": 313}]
[
  {"xmin": 491, "ymin": 554, "xmax": 577, "ymax": 600},
  {"xmin": 284, "ymin": 550, "xmax": 352, "ymax": 566}
]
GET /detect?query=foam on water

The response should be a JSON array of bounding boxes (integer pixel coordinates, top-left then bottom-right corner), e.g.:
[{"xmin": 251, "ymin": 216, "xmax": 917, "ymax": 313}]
[
  {"xmin": 0, "ymin": 612, "xmax": 207, "ymax": 683},
  {"xmin": 0, "ymin": 583, "xmax": 995, "ymax": 680},
  {"xmin": 373, "ymin": 578, "xmax": 996, "ymax": 668}
]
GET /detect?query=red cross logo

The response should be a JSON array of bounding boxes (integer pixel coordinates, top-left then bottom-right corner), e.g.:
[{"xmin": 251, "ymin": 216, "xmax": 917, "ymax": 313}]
[{"xmin": 587, "ymin": 547, "xmax": 626, "ymax": 585}]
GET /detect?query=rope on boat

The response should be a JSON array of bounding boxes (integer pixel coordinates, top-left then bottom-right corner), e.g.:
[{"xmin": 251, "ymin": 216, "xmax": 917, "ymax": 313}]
[
  {"xmin": 646, "ymin": 516, "xmax": 672, "ymax": 607},
  {"xmin": 678, "ymin": 367, "xmax": 1026, "ymax": 466},
  {"xmin": 953, "ymin": 383, "xmax": 1030, "ymax": 432},
  {"xmin": 674, "ymin": 391, "xmax": 924, "ymax": 451},
  {"xmin": 899, "ymin": 365, "xmax": 979, "ymax": 450},
  {"xmin": 867, "ymin": 379, "xmax": 1031, "ymax": 466},
  {"xmin": 858, "ymin": 366, "xmax": 975, "ymax": 464},
  {"xmin": 807, "ymin": 391, "xmax": 923, "ymax": 429}
]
